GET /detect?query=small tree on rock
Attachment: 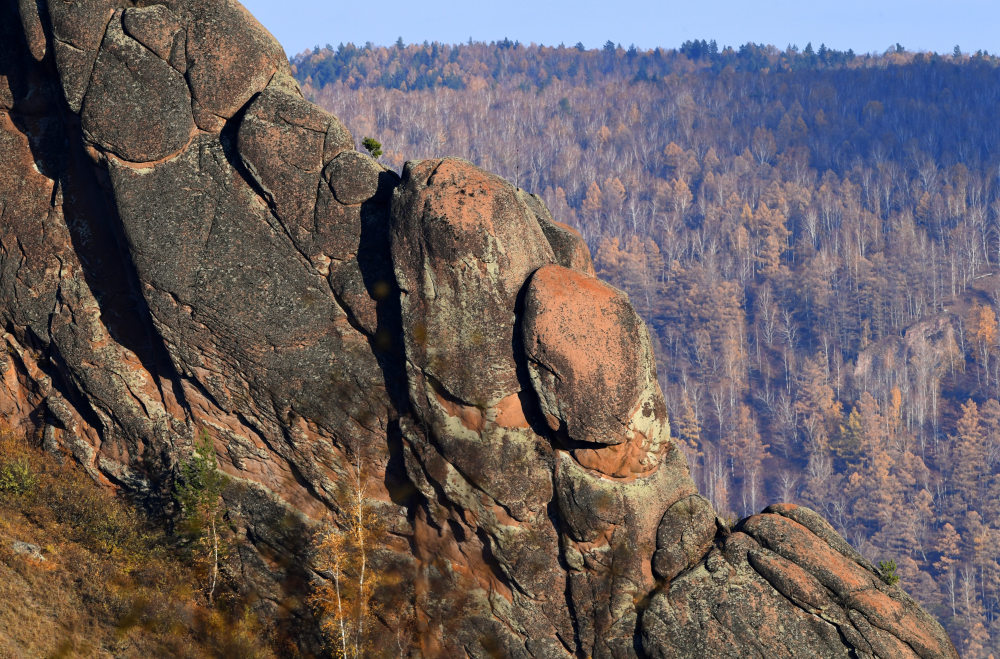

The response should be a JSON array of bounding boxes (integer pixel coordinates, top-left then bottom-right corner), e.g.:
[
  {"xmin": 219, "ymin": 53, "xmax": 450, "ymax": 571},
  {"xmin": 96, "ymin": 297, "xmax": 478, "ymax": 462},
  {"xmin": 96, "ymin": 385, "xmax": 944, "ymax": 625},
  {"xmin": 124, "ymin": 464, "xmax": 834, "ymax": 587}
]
[
  {"xmin": 878, "ymin": 559, "xmax": 900, "ymax": 586},
  {"xmin": 175, "ymin": 430, "xmax": 229, "ymax": 605},
  {"xmin": 362, "ymin": 137, "xmax": 383, "ymax": 159}
]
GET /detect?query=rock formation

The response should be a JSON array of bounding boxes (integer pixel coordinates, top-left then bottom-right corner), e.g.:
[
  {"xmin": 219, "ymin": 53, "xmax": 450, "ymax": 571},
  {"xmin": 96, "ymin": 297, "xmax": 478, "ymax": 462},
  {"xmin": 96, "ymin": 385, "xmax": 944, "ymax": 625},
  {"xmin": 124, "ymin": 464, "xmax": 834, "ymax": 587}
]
[{"xmin": 0, "ymin": 1, "xmax": 958, "ymax": 657}]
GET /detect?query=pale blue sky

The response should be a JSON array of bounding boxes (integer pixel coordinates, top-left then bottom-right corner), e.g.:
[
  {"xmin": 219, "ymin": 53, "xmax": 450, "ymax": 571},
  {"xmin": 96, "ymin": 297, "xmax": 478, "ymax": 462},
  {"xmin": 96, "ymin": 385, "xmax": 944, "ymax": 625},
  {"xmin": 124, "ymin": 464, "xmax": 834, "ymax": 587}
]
[{"xmin": 241, "ymin": 0, "xmax": 1000, "ymax": 58}]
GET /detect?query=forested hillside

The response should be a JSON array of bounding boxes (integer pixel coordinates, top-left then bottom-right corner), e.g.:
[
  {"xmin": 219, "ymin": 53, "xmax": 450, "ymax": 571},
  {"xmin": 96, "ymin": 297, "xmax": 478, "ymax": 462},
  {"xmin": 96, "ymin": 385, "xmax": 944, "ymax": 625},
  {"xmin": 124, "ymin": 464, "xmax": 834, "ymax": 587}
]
[{"xmin": 293, "ymin": 41, "xmax": 1000, "ymax": 655}]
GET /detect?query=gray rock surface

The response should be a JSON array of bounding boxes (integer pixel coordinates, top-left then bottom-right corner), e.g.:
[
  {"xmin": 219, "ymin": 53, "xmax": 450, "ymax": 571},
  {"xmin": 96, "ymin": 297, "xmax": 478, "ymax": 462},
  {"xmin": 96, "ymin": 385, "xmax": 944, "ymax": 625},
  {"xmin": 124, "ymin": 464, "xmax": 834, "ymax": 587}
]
[{"xmin": 11, "ymin": 541, "xmax": 45, "ymax": 561}]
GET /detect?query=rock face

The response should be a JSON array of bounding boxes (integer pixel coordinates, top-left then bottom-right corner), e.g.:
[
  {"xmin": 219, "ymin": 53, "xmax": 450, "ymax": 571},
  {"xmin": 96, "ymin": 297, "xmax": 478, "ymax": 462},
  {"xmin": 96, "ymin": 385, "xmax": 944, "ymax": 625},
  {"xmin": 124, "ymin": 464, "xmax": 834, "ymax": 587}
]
[{"xmin": 0, "ymin": 1, "xmax": 957, "ymax": 657}]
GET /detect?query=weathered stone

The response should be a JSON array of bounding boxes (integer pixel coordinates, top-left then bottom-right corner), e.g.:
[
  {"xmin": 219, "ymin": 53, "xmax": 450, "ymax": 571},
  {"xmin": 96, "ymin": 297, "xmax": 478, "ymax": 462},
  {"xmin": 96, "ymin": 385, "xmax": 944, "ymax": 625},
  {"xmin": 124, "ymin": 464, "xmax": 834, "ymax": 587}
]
[
  {"xmin": 642, "ymin": 511, "xmax": 958, "ymax": 658},
  {"xmin": 237, "ymin": 80, "xmax": 327, "ymax": 227},
  {"xmin": 17, "ymin": 0, "xmax": 47, "ymax": 62},
  {"xmin": 522, "ymin": 264, "xmax": 645, "ymax": 445},
  {"xmin": 81, "ymin": 12, "xmax": 194, "ymax": 162},
  {"xmin": 848, "ymin": 608, "xmax": 918, "ymax": 658},
  {"xmin": 746, "ymin": 547, "xmax": 837, "ymax": 614},
  {"xmin": 555, "ymin": 445, "xmax": 696, "ymax": 658},
  {"xmin": 519, "ymin": 190, "xmax": 596, "ymax": 276},
  {"xmin": 0, "ymin": 26, "xmax": 192, "ymax": 494},
  {"xmin": 741, "ymin": 513, "xmax": 879, "ymax": 596},
  {"xmin": 45, "ymin": 0, "xmax": 118, "ymax": 112},
  {"xmin": 642, "ymin": 557, "xmax": 851, "ymax": 659},
  {"xmin": 107, "ymin": 132, "xmax": 390, "ymax": 465},
  {"xmin": 180, "ymin": 0, "xmax": 289, "ymax": 125},
  {"xmin": 391, "ymin": 157, "xmax": 555, "ymax": 409},
  {"xmin": 522, "ymin": 264, "xmax": 669, "ymax": 480},
  {"xmin": 45, "ymin": 0, "xmax": 116, "ymax": 49},
  {"xmin": 325, "ymin": 149, "xmax": 385, "ymax": 205},
  {"xmin": 764, "ymin": 502, "xmax": 875, "ymax": 571},
  {"xmin": 121, "ymin": 5, "xmax": 181, "ymax": 63},
  {"xmin": 738, "ymin": 511, "xmax": 956, "ymax": 659},
  {"xmin": 0, "ymin": 79, "xmax": 11, "ymax": 112},
  {"xmin": 653, "ymin": 494, "xmax": 717, "ymax": 581}
]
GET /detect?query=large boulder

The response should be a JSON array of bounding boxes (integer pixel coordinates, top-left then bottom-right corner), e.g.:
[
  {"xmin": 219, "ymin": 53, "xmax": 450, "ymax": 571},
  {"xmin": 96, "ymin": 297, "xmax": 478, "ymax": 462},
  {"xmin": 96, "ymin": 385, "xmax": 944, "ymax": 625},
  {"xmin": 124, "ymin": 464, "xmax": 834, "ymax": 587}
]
[
  {"xmin": 80, "ymin": 10, "xmax": 194, "ymax": 162},
  {"xmin": 522, "ymin": 264, "xmax": 669, "ymax": 478}
]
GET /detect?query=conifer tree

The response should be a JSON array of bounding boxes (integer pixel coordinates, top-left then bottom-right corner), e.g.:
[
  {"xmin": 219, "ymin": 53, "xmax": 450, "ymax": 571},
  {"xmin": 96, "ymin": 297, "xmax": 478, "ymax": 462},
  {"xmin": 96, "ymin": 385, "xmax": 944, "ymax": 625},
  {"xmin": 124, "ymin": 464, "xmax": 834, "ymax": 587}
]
[
  {"xmin": 952, "ymin": 399, "xmax": 986, "ymax": 507},
  {"xmin": 175, "ymin": 430, "xmax": 229, "ymax": 605}
]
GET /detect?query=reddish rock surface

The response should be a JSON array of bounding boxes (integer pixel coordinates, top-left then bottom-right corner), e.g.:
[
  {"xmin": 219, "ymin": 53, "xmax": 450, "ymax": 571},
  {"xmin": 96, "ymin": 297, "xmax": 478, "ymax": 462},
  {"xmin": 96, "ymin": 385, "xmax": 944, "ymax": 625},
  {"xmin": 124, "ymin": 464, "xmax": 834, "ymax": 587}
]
[
  {"xmin": 522, "ymin": 264, "xmax": 670, "ymax": 479},
  {"xmin": 0, "ymin": 2, "xmax": 957, "ymax": 657}
]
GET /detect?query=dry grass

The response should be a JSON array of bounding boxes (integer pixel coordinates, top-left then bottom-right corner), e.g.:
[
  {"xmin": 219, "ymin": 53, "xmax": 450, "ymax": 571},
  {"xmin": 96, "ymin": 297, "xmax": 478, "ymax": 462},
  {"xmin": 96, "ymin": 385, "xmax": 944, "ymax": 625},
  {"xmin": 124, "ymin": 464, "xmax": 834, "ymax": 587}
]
[{"xmin": 0, "ymin": 425, "xmax": 278, "ymax": 658}]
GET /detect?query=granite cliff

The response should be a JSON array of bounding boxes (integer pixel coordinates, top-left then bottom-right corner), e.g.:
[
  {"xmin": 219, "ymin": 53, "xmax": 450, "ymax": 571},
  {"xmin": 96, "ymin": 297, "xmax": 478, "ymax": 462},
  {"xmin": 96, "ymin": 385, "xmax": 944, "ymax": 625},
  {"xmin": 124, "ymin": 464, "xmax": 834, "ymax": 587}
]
[{"xmin": 0, "ymin": 1, "xmax": 958, "ymax": 656}]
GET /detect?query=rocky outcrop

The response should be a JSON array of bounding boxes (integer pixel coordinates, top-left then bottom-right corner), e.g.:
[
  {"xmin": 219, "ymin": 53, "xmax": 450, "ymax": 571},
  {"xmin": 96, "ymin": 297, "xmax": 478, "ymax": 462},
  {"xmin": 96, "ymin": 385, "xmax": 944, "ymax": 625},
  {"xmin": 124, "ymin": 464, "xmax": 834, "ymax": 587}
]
[
  {"xmin": 0, "ymin": 1, "xmax": 957, "ymax": 657},
  {"xmin": 643, "ymin": 505, "xmax": 956, "ymax": 658}
]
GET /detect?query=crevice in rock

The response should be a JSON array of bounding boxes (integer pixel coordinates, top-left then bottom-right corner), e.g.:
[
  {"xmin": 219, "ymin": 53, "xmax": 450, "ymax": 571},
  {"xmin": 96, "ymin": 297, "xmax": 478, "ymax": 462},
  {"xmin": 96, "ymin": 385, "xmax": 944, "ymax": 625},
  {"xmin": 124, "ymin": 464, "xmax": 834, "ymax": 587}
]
[
  {"xmin": 550, "ymin": 497, "xmax": 587, "ymax": 658},
  {"xmin": 1, "ymin": 7, "xmax": 191, "ymax": 448},
  {"xmin": 330, "ymin": 286, "xmax": 370, "ymax": 335},
  {"xmin": 358, "ymin": 181, "xmax": 410, "ymax": 414},
  {"xmin": 473, "ymin": 526, "xmax": 521, "ymax": 598},
  {"xmin": 284, "ymin": 447, "xmax": 328, "ymax": 505},
  {"xmin": 62, "ymin": 5, "xmax": 120, "ymax": 113},
  {"xmin": 632, "ymin": 584, "xmax": 660, "ymax": 658},
  {"xmin": 831, "ymin": 622, "xmax": 865, "ymax": 659},
  {"xmin": 4, "ymin": 323, "xmax": 105, "ymax": 442},
  {"xmin": 850, "ymin": 609, "xmax": 922, "ymax": 658},
  {"xmin": 64, "ymin": 135, "xmax": 186, "ymax": 413},
  {"xmin": 383, "ymin": 419, "xmax": 418, "ymax": 508},
  {"xmin": 746, "ymin": 549, "xmax": 870, "ymax": 657},
  {"xmin": 424, "ymin": 370, "xmax": 472, "ymax": 410}
]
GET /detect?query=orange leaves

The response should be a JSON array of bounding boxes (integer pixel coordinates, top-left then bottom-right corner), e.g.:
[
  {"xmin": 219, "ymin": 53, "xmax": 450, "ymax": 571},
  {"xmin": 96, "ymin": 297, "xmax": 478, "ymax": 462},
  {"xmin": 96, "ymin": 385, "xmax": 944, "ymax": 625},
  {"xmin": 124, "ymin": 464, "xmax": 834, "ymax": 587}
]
[
  {"xmin": 934, "ymin": 522, "xmax": 961, "ymax": 575},
  {"xmin": 581, "ymin": 180, "xmax": 602, "ymax": 215},
  {"xmin": 310, "ymin": 519, "xmax": 377, "ymax": 658},
  {"xmin": 669, "ymin": 179, "xmax": 693, "ymax": 216},
  {"xmin": 676, "ymin": 390, "xmax": 702, "ymax": 456},
  {"xmin": 309, "ymin": 454, "xmax": 383, "ymax": 658},
  {"xmin": 602, "ymin": 176, "xmax": 626, "ymax": 215},
  {"xmin": 969, "ymin": 302, "xmax": 997, "ymax": 359}
]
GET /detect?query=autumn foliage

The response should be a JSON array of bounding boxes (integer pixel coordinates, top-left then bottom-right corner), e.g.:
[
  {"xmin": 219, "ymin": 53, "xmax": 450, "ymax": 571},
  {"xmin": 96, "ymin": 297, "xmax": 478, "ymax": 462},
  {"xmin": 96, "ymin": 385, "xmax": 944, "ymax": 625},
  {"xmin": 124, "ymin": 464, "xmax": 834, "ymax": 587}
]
[
  {"xmin": 0, "ymin": 420, "xmax": 274, "ymax": 657},
  {"xmin": 309, "ymin": 453, "xmax": 381, "ymax": 658},
  {"xmin": 299, "ymin": 40, "xmax": 1000, "ymax": 653}
]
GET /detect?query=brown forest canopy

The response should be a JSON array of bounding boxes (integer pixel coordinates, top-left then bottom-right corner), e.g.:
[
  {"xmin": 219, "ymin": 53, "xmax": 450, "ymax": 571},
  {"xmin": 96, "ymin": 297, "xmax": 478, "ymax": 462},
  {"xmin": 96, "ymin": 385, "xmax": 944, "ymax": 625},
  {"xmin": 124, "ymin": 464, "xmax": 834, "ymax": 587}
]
[{"xmin": 295, "ymin": 40, "xmax": 1000, "ymax": 655}]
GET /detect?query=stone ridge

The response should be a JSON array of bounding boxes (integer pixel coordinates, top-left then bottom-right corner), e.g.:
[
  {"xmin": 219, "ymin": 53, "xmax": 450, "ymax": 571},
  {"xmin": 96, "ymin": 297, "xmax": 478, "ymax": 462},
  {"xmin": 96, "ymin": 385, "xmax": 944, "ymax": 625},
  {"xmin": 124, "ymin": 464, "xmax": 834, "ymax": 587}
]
[{"xmin": 0, "ymin": 1, "xmax": 957, "ymax": 657}]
